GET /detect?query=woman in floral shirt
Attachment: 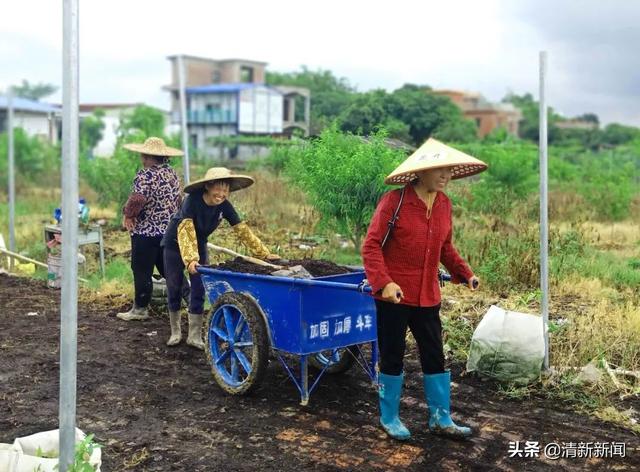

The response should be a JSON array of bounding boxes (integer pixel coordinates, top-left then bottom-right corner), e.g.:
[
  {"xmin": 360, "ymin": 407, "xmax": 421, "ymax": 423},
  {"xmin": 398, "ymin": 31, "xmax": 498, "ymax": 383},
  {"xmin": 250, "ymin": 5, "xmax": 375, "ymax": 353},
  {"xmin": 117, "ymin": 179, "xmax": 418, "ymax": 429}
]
[{"xmin": 117, "ymin": 137, "xmax": 183, "ymax": 321}]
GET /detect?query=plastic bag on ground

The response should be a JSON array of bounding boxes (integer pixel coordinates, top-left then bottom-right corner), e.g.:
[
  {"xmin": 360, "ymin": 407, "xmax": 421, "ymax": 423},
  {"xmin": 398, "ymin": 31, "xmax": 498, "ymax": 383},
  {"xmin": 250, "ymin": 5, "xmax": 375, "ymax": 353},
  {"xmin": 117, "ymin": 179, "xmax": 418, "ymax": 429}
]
[
  {"xmin": 466, "ymin": 305, "xmax": 545, "ymax": 385},
  {"xmin": 0, "ymin": 443, "xmax": 20, "ymax": 472},
  {"xmin": 2, "ymin": 428, "xmax": 102, "ymax": 472}
]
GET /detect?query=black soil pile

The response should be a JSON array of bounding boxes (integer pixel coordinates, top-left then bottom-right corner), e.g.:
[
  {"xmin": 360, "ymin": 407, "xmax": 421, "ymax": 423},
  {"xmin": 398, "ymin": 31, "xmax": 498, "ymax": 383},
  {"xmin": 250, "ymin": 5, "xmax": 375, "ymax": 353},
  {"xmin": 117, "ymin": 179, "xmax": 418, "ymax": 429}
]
[{"xmin": 212, "ymin": 257, "xmax": 356, "ymax": 277}]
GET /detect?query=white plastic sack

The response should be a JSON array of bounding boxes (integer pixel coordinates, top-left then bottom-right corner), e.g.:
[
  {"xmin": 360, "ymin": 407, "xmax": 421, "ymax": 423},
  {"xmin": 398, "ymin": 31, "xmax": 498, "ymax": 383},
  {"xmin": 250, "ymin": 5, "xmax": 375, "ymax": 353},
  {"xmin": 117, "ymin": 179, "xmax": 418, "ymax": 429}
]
[
  {"xmin": 1, "ymin": 428, "xmax": 101, "ymax": 472},
  {"xmin": 466, "ymin": 305, "xmax": 545, "ymax": 385},
  {"xmin": 0, "ymin": 443, "xmax": 20, "ymax": 472}
]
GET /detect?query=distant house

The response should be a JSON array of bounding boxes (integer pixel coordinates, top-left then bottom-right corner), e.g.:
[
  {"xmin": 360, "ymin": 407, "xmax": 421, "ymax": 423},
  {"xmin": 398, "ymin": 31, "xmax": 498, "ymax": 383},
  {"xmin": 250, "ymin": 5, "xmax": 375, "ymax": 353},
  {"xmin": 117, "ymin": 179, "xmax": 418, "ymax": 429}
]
[
  {"xmin": 182, "ymin": 83, "xmax": 283, "ymax": 155},
  {"xmin": 79, "ymin": 103, "xmax": 173, "ymax": 157},
  {"xmin": 276, "ymin": 85, "xmax": 311, "ymax": 137},
  {"xmin": 0, "ymin": 95, "xmax": 60, "ymax": 144},
  {"xmin": 164, "ymin": 55, "xmax": 310, "ymax": 159},
  {"xmin": 432, "ymin": 90, "xmax": 522, "ymax": 138},
  {"xmin": 556, "ymin": 119, "xmax": 598, "ymax": 131}
]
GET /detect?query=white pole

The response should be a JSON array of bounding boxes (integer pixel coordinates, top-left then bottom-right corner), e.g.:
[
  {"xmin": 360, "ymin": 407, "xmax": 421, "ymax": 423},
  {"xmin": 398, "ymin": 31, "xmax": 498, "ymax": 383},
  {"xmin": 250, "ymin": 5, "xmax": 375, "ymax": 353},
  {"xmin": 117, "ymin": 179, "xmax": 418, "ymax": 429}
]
[
  {"xmin": 539, "ymin": 51, "xmax": 550, "ymax": 370},
  {"xmin": 7, "ymin": 88, "xmax": 15, "ymax": 270},
  {"xmin": 60, "ymin": 0, "xmax": 80, "ymax": 470},
  {"xmin": 177, "ymin": 54, "xmax": 190, "ymax": 184}
]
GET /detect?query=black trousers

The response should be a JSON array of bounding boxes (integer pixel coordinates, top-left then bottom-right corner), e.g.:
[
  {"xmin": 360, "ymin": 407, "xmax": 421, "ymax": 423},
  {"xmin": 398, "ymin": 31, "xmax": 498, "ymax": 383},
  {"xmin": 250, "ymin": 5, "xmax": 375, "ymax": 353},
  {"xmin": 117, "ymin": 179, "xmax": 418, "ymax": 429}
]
[
  {"xmin": 375, "ymin": 300, "xmax": 445, "ymax": 376},
  {"xmin": 164, "ymin": 246, "xmax": 205, "ymax": 314},
  {"xmin": 131, "ymin": 234, "xmax": 165, "ymax": 308}
]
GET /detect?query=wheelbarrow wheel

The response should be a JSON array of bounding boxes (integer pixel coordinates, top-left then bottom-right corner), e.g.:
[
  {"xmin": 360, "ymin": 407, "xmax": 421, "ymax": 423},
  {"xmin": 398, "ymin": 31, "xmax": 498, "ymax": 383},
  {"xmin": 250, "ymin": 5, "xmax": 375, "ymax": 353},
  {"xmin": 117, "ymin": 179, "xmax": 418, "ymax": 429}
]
[
  {"xmin": 205, "ymin": 292, "xmax": 269, "ymax": 395},
  {"xmin": 309, "ymin": 346, "xmax": 356, "ymax": 375}
]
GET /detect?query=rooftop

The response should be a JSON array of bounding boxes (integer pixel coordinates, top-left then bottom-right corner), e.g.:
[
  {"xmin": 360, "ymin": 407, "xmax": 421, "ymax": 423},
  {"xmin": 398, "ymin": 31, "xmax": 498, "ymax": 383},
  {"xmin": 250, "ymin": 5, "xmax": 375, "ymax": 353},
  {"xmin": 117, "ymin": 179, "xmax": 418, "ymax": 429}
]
[
  {"xmin": 186, "ymin": 83, "xmax": 282, "ymax": 95},
  {"xmin": 78, "ymin": 103, "xmax": 144, "ymax": 112},
  {"xmin": 0, "ymin": 95, "xmax": 60, "ymax": 114},
  {"xmin": 166, "ymin": 54, "xmax": 268, "ymax": 66}
]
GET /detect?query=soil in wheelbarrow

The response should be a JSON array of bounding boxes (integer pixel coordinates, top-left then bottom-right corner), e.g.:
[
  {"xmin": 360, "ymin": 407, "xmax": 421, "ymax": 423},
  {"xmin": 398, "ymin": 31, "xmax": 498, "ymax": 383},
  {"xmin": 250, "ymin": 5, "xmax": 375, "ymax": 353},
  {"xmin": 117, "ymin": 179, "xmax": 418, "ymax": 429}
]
[
  {"xmin": 1, "ymin": 273, "xmax": 638, "ymax": 471},
  {"xmin": 213, "ymin": 256, "xmax": 355, "ymax": 277}
]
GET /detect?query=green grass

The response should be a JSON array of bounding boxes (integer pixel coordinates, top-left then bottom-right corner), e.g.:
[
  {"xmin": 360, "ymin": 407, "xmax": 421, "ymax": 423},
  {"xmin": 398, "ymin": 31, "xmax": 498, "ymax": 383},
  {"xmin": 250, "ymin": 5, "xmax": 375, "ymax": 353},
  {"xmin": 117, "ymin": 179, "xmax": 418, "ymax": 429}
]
[
  {"xmin": 553, "ymin": 249, "xmax": 640, "ymax": 291},
  {"xmin": 85, "ymin": 257, "xmax": 132, "ymax": 289},
  {"xmin": 316, "ymin": 247, "xmax": 363, "ymax": 266},
  {"xmin": 0, "ymin": 192, "xmax": 58, "ymax": 254},
  {"xmin": 0, "ymin": 193, "xmax": 57, "ymax": 221}
]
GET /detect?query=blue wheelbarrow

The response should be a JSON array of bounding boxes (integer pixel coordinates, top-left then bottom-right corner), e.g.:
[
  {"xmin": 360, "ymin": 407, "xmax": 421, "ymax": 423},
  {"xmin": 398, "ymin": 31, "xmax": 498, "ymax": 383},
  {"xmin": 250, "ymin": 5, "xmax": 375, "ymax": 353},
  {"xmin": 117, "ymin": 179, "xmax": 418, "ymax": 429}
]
[{"xmin": 198, "ymin": 267, "xmax": 378, "ymax": 405}]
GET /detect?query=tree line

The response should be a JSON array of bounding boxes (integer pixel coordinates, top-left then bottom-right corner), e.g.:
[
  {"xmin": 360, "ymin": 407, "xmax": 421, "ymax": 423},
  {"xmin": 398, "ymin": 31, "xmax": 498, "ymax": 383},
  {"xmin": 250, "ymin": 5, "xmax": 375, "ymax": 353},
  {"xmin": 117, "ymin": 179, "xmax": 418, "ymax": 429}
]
[{"xmin": 267, "ymin": 67, "xmax": 640, "ymax": 148}]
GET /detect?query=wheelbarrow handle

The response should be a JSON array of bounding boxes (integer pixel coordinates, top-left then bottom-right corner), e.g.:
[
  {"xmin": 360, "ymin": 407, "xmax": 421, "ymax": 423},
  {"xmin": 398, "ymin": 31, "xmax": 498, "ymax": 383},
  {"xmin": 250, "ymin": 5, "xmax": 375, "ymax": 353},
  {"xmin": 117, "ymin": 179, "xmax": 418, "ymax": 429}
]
[
  {"xmin": 360, "ymin": 272, "xmax": 478, "ymax": 293},
  {"xmin": 441, "ymin": 272, "xmax": 479, "ymax": 289},
  {"xmin": 357, "ymin": 284, "xmax": 403, "ymax": 300}
]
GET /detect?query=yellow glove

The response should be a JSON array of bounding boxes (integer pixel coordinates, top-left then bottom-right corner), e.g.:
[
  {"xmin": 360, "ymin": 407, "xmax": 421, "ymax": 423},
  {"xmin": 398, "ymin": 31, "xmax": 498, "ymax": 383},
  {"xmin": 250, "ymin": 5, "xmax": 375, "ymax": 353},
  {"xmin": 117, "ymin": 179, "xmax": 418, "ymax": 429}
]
[{"xmin": 233, "ymin": 222, "xmax": 270, "ymax": 258}]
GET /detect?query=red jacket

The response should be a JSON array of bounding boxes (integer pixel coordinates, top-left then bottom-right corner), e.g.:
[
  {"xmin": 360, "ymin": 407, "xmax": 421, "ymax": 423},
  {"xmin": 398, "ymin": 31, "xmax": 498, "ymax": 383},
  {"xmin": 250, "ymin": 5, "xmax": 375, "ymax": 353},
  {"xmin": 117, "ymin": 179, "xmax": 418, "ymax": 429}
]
[{"xmin": 361, "ymin": 184, "xmax": 473, "ymax": 307}]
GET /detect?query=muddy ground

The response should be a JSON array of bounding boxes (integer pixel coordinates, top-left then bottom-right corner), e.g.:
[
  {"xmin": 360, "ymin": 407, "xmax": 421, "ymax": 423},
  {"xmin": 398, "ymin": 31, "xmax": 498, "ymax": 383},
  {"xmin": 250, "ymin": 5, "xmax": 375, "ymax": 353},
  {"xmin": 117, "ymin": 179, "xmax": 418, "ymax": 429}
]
[{"xmin": 1, "ymin": 273, "xmax": 638, "ymax": 471}]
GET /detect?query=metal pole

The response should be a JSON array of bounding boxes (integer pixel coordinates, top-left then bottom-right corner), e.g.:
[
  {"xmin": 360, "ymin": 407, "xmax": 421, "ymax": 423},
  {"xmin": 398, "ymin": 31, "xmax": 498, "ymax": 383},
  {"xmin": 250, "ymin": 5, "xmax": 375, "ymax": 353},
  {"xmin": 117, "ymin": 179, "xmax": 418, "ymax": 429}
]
[
  {"xmin": 7, "ymin": 88, "xmax": 15, "ymax": 270},
  {"xmin": 59, "ymin": 0, "xmax": 80, "ymax": 470},
  {"xmin": 539, "ymin": 51, "xmax": 550, "ymax": 370},
  {"xmin": 177, "ymin": 54, "xmax": 190, "ymax": 184}
]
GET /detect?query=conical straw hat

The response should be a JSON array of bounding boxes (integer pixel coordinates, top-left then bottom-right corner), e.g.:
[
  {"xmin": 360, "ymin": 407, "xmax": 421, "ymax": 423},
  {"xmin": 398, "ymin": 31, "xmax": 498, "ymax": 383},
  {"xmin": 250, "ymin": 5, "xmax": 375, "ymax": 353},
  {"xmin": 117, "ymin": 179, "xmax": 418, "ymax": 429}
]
[
  {"xmin": 123, "ymin": 137, "xmax": 184, "ymax": 157},
  {"xmin": 385, "ymin": 138, "xmax": 487, "ymax": 185},
  {"xmin": 183, "ymin": 167, "xmax": 255, "ymax": 193}
]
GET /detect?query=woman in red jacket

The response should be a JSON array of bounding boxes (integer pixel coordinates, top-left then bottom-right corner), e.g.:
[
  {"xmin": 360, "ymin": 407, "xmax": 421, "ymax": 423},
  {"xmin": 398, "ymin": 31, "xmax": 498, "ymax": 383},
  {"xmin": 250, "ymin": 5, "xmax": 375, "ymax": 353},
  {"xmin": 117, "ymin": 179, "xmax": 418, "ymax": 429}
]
[{"xmin": 362, "ymin": 138, "xmax": 487, "ymax": 441}]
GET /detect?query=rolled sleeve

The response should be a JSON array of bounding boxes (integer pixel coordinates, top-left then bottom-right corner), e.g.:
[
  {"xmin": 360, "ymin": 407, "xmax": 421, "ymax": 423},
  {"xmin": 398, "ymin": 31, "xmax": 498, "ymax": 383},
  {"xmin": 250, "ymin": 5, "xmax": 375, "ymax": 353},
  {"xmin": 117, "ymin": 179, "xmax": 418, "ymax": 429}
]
[{"xmin": 122, "ymin": 193, "xmax": 147, "ymax": 218}]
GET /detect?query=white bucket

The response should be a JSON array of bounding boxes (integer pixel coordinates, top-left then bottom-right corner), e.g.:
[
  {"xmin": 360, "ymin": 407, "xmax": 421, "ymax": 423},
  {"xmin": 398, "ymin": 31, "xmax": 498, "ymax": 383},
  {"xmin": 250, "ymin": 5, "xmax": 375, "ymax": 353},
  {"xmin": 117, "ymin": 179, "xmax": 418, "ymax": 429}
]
[
  {"xmin": 47, "ymin": 254, "xmax": 85, "ymax": 289},
  {"xmin": 151, "ymin": 276, "xmax": 168, "ymax": 305},
  {"xmin": 47, "ymin": 254, "xmax": 62, "ymax": 289},
  {"xmin": 152, "ymin": 276, "xmax": 167, "ymax": 297}
]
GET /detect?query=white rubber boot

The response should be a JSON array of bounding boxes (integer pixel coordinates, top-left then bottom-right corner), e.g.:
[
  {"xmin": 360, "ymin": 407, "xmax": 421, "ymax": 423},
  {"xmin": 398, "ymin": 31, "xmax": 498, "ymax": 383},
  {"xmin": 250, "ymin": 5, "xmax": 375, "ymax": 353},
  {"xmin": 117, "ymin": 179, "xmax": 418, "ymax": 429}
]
[
  {"xmin": 186, "ymin": 313, "xmax": 205, "ymax": 350},
  {"xmin": 166, "ymin": 310, "xmax": 182, "ymax": 346},
  {"xmin": 116, "ymin": 305, "xmax": 150, "ymax": 321}
]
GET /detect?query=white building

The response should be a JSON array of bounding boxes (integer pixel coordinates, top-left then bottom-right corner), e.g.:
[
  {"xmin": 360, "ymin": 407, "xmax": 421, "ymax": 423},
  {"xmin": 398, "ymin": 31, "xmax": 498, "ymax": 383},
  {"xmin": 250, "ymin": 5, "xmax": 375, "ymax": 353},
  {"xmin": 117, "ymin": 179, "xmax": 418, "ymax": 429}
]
[
  {"xmin": 183, "ymin": 83, "xmax": 283, "ymax": 155},
  {"xmin": 0, "ymin": 95, "xmax": 60, "ymax": 143},
  {"xmin": 164, "ymin": 55, "xmax": 310, "ymax": 160},
  {"xmin": 79, "ymin": 103, "xmax": 174, "ymax": 157}
]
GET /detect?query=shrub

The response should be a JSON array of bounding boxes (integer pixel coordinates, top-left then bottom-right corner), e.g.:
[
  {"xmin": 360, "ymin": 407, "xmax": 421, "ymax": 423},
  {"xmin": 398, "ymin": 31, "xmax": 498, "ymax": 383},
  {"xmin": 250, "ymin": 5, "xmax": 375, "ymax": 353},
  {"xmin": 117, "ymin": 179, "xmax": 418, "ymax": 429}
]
[
  {"xmin": 285, "ymin": 126, "xmax": 405, "ymax": 249},
  {"xmin": 0, "ymin": 128, "xmax": 60, "ymax": 184}
]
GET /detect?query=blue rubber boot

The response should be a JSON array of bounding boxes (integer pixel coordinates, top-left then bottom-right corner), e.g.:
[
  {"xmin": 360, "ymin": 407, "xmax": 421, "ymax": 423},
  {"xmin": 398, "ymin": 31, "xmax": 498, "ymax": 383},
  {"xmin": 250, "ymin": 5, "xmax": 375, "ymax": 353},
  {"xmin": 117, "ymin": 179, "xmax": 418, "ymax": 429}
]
[
  {"xmin": 423, "ymin": 371, "xmax": 472, "ymax": 439},
  {"xmin": 378, "ymin": 373, "xmax": 411, "ymax": 440}
]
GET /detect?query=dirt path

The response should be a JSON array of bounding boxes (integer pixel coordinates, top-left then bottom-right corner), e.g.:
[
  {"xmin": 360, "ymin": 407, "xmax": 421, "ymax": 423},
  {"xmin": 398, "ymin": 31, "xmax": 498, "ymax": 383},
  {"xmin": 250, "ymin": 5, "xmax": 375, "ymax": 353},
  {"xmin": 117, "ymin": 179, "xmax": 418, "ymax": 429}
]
[{"xmin": 1, "ymin": 274, "xmax": 637, "ymax": 471}]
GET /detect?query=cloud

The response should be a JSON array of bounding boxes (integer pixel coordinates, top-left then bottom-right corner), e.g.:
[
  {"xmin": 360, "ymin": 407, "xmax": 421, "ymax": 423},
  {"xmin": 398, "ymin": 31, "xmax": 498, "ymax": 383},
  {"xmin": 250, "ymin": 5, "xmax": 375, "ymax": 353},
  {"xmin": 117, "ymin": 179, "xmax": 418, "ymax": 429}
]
[
  {"xmin": 499, "ymin": 0, "xmax": 640, "ymax": 124},
  {"xmin": 1, "ymin": 0, "xmax": 638, "ymax": 125}
]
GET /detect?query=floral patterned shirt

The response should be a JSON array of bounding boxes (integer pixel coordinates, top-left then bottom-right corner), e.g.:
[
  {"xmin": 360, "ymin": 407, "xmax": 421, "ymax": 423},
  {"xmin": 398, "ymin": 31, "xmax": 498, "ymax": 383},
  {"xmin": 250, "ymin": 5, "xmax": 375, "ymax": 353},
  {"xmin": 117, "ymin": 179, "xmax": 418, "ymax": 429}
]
[{"xmin": 131, "ymin": 164, "xmax": 181, "ymax": 237}]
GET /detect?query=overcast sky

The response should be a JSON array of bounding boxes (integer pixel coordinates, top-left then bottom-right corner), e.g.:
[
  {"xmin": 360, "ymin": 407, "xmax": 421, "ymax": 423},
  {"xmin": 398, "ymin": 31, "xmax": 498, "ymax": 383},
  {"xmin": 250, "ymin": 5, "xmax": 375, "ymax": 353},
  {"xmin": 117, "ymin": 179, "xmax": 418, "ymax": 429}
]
[{"xmin": 2, "ymin": 0, "xmax": 638, "ymax": 125}]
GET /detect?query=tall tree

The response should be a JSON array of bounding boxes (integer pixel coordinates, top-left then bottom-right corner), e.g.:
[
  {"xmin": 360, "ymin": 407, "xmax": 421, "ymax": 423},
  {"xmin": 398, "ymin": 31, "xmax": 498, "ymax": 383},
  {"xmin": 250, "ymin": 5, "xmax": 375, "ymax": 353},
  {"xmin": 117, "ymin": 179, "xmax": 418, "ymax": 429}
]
[
  {"xmin": 502, "ymin": 92, "xmax": 562, "ymax": 142},
  {"xmin": 337, "ymin": 89, "xmax": 410, "ymax": 141},
  {"xmin": 10, "ymin": 79, "xmax": 58, "ymax": 101},
  {"xmin": 337, "ymin": 84, "xmax": 477, "ymax": 145},
  {"xmin": 118, "ymin": 105, "xmax": 166, "ymax": 138},
  {"xmin": 575, "ymin": 113, "xmax": 600, "ymax": 125},
  {"xmin": 600, "ymin": 123, "xmax": 640, "ymax": 146},
  {"xmin": 389, "ymin": 85, "xmax": 477, "ymax": 144},
  {"xmin": 80, "ymin": 109, "xmax": 106, "ymax": 157},
  {"xmin": 267, "ymin": 67, "xmax": 355, "ymax": 134}
]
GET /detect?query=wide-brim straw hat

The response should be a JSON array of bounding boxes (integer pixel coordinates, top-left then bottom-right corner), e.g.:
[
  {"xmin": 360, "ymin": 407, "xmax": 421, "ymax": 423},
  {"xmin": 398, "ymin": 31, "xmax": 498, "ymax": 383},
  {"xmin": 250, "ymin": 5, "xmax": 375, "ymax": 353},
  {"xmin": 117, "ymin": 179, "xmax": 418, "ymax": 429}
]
[
  {"xmin": 184, "ymin": 167, "xmax": 255, "ymax": 193},
  {"xmin": 123, "ymin": 137, "xmax": 184, "ymax": 157},
  {"xmin": 385, "ymin": 138, "xmax": 488, "ymax": 185}
]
